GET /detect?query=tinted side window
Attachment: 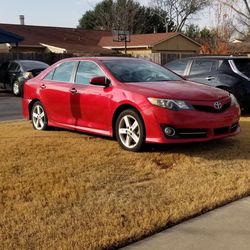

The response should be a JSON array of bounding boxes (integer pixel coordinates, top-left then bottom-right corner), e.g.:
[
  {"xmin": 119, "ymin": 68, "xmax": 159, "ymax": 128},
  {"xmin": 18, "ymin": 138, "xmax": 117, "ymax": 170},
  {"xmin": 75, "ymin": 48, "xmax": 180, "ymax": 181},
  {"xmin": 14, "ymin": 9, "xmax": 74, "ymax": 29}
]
[
  {"xmin": 166, "ymin": 59, "xmax": 189, "ymax": 75},
  {"xmin": 52, "ymin": 61, "xmax": 77, "ymax": 82},
  {"xmin": 9, "ymin": 63, "xmax": 19, "ymax": 72},
  {"xmin": 75, "ymin": 61, "xmax": 105, "ymax": 85},
  {"xmin": 219, "ymin": 60, "xmax": 232, "ymax": 72},
  {"xmin": 234, "ymin": 59, "xmax": 250, "ymax": 77},
  {"xmin": 190, "ymin": 60, "xmax": 217, "ymax": 75}
]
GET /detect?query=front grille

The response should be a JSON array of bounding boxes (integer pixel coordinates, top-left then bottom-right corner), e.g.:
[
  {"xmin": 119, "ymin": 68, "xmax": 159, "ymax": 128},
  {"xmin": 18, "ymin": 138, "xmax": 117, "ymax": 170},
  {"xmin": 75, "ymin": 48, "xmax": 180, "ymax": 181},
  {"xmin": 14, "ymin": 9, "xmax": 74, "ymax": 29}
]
[{"xmin": 193, "ymin": 101, "xmax": 231, "ymax": 113}]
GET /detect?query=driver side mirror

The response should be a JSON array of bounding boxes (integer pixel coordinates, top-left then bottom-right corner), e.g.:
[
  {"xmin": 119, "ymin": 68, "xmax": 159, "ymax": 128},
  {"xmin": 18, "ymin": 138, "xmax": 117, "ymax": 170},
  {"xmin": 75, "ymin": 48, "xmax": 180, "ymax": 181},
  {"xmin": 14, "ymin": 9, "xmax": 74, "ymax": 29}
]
[{"xmin": 89, "ymin": 76, "xmax": 110, "ymax": 87}]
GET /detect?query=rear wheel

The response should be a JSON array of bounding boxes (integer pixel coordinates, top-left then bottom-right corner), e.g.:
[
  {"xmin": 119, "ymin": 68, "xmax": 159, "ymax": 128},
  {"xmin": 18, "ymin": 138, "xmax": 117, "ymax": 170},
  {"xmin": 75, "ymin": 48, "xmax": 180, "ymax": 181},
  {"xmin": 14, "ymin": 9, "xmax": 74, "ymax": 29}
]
[
  {"xmin": 31, "ymin": 101, "xmax": 48, "ymax": 130},
  {"xmin": 115, "ymin": 109, "xmax": 145, "ymax": 152}
]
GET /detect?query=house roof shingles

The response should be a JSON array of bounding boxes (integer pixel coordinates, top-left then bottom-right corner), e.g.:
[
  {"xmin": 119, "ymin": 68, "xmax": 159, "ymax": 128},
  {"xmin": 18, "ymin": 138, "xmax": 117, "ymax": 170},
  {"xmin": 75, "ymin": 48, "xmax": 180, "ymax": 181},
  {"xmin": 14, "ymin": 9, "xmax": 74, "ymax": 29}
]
[
  {"xmin": 99, "ymin": 32, "xmax": 200, "ymax": 48},
  {"xmin": 0, "ymin": 23, "xmax": 112, "ymax": 54}
]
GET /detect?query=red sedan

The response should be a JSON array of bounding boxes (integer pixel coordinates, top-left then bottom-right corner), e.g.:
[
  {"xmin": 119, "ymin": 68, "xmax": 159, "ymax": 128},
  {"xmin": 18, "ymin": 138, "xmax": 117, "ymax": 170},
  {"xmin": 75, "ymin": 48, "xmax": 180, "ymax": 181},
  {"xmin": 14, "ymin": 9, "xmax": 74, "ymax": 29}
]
[{"xmin": 22, "ymin": 57, "xmax": 240, "ymax": 151}]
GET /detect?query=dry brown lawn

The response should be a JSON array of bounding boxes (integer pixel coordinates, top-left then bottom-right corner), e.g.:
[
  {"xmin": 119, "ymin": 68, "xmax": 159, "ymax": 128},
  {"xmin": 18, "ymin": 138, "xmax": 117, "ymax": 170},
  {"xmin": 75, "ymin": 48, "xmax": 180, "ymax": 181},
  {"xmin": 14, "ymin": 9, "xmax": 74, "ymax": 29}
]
[{"xmin": 1, "ymin": 117, "xmax": 250, "ymax": 250}]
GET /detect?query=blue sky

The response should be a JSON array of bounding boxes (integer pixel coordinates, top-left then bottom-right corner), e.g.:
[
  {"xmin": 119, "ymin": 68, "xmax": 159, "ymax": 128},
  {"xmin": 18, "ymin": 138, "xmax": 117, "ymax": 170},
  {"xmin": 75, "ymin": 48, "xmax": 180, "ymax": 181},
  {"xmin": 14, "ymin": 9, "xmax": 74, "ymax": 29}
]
[
  {"xmin": 0, "ymin": 0, "xmax": 150, "ymax": 27},
  {"xmin": 0, "ymin": 0, "xmax": 208, "ymax": 28}
]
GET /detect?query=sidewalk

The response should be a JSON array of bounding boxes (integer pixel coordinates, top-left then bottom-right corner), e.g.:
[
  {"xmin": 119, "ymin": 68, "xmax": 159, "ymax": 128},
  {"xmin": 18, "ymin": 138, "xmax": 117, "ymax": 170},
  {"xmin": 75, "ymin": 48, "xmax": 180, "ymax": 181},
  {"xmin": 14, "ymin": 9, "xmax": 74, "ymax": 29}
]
[{"xmin": 123, "ymin": 197, "xmax": 250, "ymax": 250}]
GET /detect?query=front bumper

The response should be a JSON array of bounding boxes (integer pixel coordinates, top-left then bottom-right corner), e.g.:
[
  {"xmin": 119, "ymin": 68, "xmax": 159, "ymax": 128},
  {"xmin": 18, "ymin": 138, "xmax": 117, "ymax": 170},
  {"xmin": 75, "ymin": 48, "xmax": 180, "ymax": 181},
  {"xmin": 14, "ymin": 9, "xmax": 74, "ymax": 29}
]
[{"xmin": 143, "ymin": 104, "xmax": 241, "ymax": 144}]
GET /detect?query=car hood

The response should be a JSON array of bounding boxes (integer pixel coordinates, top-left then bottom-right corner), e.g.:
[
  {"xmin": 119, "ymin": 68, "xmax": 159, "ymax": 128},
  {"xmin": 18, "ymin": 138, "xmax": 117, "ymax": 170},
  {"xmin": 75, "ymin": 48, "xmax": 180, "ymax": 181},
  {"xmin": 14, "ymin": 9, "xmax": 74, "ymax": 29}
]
[{"xmin": 124, "ymin": 80, "xmax": 229, "ymax": 101}]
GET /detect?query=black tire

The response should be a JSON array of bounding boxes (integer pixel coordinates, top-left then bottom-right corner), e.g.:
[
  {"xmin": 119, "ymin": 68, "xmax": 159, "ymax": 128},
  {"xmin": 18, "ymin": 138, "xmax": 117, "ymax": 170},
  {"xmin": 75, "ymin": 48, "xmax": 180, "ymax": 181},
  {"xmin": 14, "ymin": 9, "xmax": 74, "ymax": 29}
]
[
  {"xmin": 31, "ymin": 101, "xmax": 48, "ymax": 131},
  {"xmin": 12, "ymin": 80, "xmax": 21, "ymax": 96},
  {"xmin": 115, "ymin": 109, "xmax": 145, "ymax": 152}
]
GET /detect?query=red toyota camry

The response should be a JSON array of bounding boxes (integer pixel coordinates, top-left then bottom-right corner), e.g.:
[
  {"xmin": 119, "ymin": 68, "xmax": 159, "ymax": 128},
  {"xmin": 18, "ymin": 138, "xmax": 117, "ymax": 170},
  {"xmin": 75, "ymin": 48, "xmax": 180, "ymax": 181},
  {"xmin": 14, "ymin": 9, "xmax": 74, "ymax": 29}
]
[{"xmin": 22, "ymin": 57, "xmax": 240, "ymax": 151}]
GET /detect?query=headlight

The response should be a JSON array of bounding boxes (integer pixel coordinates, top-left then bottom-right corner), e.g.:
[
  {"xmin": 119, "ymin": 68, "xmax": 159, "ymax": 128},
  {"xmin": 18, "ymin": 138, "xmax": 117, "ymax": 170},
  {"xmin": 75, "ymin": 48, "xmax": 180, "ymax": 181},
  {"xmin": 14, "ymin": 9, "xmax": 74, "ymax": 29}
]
[
  {"xmin": 148, "ymin": 97, "xmax": 193, "ymax": 111},
  {"xmin": 22, "ymin": 72, "xmax": 33, "ymax": 79},
  {"xmin": 230, "ymin": 94, "xmax": 238, "ymax": 106}
]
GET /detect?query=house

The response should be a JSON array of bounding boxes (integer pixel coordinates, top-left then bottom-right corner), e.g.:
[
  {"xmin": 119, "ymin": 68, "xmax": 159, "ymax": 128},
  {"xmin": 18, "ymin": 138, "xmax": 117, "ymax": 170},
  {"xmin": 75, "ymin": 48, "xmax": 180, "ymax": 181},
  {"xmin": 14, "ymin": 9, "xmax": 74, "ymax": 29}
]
[
  {"xmin": 230, "ymin": 40, "xmax": 250, "ymax": 57},
  {"xmin": 0, "ymin": 22, "xmax": 201, "ymax": 64},
  {"xmin": 0, "ymin": 28, "xmax": 24, "ymax": 52},
  {"xmin": 0, "ymin": 23, "xmax": 113, "ymax": 55},
  {"xmin": 99, "ymin": 32, "xmax": 201, "ymax": 64}
]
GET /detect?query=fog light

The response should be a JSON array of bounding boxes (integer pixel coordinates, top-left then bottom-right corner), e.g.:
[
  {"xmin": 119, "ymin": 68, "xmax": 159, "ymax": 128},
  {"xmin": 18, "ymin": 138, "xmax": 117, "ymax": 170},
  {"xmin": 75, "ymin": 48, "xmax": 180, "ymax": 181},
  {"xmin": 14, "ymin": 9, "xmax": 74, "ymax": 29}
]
[{"xmin": 164, "ymin": 127, "xmax": 176, "ymax": 137}]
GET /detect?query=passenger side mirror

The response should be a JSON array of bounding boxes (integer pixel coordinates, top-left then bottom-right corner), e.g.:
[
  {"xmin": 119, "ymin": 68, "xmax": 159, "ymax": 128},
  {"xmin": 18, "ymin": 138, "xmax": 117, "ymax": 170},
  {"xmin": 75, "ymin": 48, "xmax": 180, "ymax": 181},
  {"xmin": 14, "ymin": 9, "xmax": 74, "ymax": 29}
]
[{"xmin": 89, "ymin": 76, "xmax": 110, "ymax": 87}]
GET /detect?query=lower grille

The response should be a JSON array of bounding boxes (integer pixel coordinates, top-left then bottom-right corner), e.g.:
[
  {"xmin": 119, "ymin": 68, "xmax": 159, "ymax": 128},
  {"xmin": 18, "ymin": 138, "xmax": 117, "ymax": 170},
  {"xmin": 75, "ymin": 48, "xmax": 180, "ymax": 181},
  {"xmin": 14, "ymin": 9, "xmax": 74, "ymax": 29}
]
[
  {"xmin": 214, "ymin": 126, "xmax": 230, "ymax": 135},
  {"xmin": 161, "ymin": 125, "xmax": 208, "ymax": 139},
  {"xmin": 177, "ymin": 129, "xmax": 208, "ymax": 138},
  {"xmin": 230, "ymin": 123, "xmax": 239, "ymax": 133},
  {"xmin": 214, "ymin": 123, "xmax": 239, "ymax": 135}
]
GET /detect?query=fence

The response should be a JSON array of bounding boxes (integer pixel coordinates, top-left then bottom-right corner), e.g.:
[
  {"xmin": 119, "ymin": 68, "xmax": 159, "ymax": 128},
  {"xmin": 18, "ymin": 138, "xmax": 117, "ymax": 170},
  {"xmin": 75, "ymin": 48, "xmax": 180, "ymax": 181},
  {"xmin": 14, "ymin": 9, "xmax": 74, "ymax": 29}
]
[
  {"xmin": 0, "ymin": 52, "xmax": 198, "ymax": 66},
  {"xmin": 136, "ymin": 52, "xmax": 198, "ymax": 65}
]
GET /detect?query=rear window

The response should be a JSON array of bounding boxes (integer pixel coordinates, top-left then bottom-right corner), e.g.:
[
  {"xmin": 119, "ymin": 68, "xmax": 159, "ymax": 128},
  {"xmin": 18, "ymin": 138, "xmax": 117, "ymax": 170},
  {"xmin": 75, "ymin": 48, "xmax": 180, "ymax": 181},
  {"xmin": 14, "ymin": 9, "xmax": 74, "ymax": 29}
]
[
  {"xmin": 20, "ymin": 61, "xmax": 49, "ymax": 71},
  {"xmin": 52, "ymin": 61, "xmax": 77, "ymax": 82},
  {"xmin": 234, "ymin": 59, "xmax": 250, "ymax": 78},
  {"xmin": 190, "ymin": 59, "xmax": 219, "ymax": 75}
]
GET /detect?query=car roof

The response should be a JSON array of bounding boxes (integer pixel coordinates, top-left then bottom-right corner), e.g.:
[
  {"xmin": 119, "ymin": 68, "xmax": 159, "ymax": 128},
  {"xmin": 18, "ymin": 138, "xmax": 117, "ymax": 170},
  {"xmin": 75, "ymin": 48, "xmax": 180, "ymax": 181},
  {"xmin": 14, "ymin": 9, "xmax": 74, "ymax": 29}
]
[
  {"xmin": 176, "ymin": 56, "xmax": 250, "ymax": 60},
  {"xmin": 60, "ymin": 56, "xmax": 144, "ymax": 62},
  {"xmin": 13, "ymin": 60, "xmax": 47, "ymax": 63}
]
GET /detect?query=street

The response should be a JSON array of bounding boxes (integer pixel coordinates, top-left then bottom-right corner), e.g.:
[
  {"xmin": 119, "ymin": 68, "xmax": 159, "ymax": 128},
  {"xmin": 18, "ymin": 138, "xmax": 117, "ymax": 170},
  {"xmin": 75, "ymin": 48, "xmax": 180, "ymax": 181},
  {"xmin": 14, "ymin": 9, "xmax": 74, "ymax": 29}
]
[{"xmin": 0, "ymin": 89, "xmax": 23, "ymax": 121}]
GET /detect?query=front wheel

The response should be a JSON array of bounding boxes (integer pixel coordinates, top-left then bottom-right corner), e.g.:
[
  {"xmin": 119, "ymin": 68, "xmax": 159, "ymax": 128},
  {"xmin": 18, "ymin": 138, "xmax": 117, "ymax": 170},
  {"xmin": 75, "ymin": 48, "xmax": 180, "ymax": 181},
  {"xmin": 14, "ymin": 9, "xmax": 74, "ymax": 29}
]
[
  {"xmin": 115, "ymin": 109, "xmax": 145, "ymax": 152},
  {"xmin": 31, "ymin": 101, "xmax": 48, "ymax": 130},
  {"xmin": 13, "ymin": 80, "xmax": 21, "ymax": 96}
]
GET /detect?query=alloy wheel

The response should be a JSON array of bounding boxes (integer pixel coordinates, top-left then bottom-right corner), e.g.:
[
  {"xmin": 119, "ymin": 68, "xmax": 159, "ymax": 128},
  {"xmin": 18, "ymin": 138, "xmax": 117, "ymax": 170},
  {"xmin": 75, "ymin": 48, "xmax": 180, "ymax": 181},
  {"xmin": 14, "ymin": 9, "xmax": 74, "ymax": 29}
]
[
  {"xmin": 32, "ymin": 103, "xmax": 47, "ymax": 130},
  {"xmin": 116, "ymin": 109, "xmax": 145, "ymax": 151},
  {"xmin": 13, "ymin": 81, "xmax": 20, "ymax": 96}
]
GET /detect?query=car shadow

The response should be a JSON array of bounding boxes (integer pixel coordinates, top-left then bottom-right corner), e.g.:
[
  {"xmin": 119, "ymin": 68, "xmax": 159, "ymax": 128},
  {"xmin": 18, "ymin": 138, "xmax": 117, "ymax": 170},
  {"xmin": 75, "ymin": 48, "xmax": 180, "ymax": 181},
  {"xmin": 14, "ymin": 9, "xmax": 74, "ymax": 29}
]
[{"xmin": 53, "ymin": 119, "xmax": 250, "ymax": 161}]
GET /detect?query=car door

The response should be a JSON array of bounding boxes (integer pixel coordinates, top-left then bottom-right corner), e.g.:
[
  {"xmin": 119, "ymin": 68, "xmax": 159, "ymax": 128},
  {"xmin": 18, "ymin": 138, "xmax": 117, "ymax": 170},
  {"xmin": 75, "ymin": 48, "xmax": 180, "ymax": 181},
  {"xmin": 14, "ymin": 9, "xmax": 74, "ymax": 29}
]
[
  {"xmin": 0, "ymin": 62, "xmax": 10, "ymax": 88},
  {"xmin": 186, "ymin": 59, "xmax": 219, "ymax": 87},
  {"xmin": 71, "ymin": 60, "xmax": 112, "ymax": 133},
  {"xmin": 39, "ymin": 61, "xmax": 78, "ymax": 127},
  {"xmin": 8, "ymin": 62, "xmax": 22, "ymax": 85}
]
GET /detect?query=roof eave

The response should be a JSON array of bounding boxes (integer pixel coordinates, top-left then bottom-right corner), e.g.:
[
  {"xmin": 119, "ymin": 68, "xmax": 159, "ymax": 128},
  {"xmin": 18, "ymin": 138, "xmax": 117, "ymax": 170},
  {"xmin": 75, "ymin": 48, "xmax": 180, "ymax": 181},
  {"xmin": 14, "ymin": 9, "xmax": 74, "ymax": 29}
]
[{"xmin": 102, "ymin": 45, "xmax": 153, "ymax": 49}]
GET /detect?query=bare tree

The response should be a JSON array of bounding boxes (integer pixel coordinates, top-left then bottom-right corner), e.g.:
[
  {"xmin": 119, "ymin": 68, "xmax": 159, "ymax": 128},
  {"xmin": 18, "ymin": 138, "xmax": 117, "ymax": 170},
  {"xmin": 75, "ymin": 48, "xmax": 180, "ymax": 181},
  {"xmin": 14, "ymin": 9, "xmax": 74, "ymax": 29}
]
[
  {"xmin": 218, "ymin": 0, "xmax": 250, "ymax": 38},
  {"xmin": 150, "ymin": 0, "xmax": 211, "ymax": 32},
  {"xmin": 80, "ymin": 0, "xmax": 140, "ymax": 31},
  {"xmin": 112, "ymin": 0, "xmax": 140, "ymax": 31}
]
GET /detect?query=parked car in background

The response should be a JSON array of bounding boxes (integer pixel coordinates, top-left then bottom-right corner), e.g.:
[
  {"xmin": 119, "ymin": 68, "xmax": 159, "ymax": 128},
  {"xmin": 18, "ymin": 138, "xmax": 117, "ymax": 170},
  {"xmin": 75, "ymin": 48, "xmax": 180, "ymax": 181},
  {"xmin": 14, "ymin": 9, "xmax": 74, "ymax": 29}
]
[
  {"xmin": 164, "ymin": 56, "xmax": 250, "ymax": 111},
  {"xmin": 0, "ymin": 60, "xmax": 49, "ymax": 96},
  {"xmin": 23, "ymin": 57, "xmax": 240, "ymax": 151}
]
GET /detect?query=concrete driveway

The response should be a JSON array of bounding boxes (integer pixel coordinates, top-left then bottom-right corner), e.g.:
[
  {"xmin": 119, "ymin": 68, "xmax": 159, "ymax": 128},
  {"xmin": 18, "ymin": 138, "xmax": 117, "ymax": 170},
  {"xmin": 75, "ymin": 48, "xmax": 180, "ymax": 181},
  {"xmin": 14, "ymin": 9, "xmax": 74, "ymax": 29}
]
[
  {"xmin": 123, "ymin": 197, "xmax": 250, "ymax": 250},
  {"xmin": 0, "ymin": 89, "xmax": 23, "ymax": 121}
]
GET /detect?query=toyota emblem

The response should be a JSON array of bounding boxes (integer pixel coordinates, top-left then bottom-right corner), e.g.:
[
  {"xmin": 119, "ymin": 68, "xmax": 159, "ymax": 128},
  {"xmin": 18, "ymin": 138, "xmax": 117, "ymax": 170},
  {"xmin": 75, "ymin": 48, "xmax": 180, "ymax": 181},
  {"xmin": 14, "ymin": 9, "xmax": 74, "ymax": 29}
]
[{"xmin": 214, "ymin": 101, "xmax": 222, "ymax": 110}]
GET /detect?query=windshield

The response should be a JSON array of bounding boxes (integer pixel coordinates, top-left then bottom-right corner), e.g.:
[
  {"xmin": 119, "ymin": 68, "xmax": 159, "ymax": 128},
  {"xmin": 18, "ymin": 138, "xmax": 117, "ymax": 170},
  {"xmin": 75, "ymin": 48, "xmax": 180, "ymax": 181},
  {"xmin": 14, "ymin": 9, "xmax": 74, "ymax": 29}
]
[
  {"xmin": 234, "ymin": 59, "xmax": 250, "ymax": 78},
  {"xmin": 20, "ymin": 61, "xmax": 49, "ymax": 71},
  {"xmin": 101, "ymin": 59, "xmax": 182, "ymax": 83}
]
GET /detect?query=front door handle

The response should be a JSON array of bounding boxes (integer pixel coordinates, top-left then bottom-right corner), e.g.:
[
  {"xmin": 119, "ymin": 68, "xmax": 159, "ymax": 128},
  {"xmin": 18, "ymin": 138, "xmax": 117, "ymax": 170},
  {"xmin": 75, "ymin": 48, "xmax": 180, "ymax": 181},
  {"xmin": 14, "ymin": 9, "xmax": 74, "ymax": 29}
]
[
  {"xmin": 40, "ymin": 84, "xmax": 46, "ymax": 89},
  {"xmin": 205, "ymin": 76, "xmax": 215, "ymax": 81},
  {"xmin": 70, "ymin": 88, "xmax": 77, "ymax": 94}
]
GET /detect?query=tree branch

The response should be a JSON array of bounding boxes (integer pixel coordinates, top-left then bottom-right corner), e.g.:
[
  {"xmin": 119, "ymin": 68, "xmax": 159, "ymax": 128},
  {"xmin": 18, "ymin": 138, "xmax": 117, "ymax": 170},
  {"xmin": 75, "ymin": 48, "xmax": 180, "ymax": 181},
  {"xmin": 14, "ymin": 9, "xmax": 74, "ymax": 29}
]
[{"xmin": 219, "ymin": 0, "xmax": 250, "ymax": 21}]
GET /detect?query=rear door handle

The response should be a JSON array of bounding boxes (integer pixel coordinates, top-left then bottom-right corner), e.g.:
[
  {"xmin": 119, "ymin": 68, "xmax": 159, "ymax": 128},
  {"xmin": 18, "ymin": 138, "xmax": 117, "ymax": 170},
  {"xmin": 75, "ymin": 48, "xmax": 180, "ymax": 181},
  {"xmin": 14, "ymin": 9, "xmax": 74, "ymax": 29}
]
[
  {"xmin": 40, "ymin": 84, "xmax": 46, "ymax": 89},
  {"xmin": 70, "ymin": 88, "xmax": 77, "ymax": 94}
]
